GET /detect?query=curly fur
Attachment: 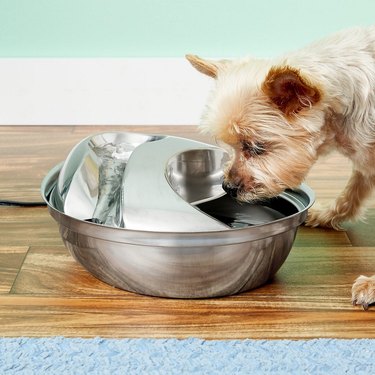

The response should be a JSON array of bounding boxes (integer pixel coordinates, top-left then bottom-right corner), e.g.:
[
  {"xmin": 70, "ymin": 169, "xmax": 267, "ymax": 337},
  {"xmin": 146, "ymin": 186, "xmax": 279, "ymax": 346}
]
[{"xmin": 187, "ymin": 26, "xmax": 375, "ymax": 309}]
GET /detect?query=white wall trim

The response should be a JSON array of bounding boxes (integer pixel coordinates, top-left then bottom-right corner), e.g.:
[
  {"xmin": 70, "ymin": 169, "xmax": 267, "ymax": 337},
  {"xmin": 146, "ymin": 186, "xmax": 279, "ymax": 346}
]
[{"xmin": 0, "ymin": 59, "xmax": 213, "ymax": 125}]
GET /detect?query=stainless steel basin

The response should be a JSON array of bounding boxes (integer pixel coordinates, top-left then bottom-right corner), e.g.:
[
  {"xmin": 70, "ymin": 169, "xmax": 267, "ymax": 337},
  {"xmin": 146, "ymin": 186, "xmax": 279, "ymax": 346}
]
[{"xmin": 41, "ymin": 132, "xmax": 314, "ymax": 298}]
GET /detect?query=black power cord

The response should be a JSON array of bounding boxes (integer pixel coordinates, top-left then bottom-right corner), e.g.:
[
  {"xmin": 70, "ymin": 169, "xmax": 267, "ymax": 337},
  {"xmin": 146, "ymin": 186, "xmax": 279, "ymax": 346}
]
[{"xmin": 0, "ymin": 200, "xmax": 47, "ymax": 207}]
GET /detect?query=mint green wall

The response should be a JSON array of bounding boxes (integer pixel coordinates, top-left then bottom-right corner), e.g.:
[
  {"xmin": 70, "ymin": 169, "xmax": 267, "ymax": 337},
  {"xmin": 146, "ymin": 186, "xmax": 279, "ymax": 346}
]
[{"xmin": 0, "ymin": 0, "xmax": 374, "ymax": 58}]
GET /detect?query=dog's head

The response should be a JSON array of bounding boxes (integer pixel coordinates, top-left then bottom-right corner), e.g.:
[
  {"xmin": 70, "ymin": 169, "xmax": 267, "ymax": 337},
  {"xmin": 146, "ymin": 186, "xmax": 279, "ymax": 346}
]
[{"xmin": 187, "ymin": 54, "xmax": 325, "ymax": 201}]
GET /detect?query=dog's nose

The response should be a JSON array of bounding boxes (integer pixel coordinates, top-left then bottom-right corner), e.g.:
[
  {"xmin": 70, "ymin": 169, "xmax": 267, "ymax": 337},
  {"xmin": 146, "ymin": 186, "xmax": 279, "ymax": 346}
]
[{"xmin": 222, "ymin": 181, "xmax": 238, "ymax": 198}]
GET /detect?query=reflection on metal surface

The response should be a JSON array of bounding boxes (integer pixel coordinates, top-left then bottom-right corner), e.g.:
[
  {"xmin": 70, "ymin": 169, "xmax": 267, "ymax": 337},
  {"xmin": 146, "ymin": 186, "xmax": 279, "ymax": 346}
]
[
  {"xmin": 41, "ymin": 132, "xmax": 315, "ymax": 299},
  {"xmin": 122, "ymin": 137, "xmax": 230, "ymax": 231}
]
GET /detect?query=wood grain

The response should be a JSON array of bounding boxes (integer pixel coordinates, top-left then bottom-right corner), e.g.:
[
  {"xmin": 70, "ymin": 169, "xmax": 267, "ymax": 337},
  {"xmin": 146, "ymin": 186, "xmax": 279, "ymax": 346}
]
[
  {"xmin": 0, "ymin": 246, "xmax": 28, "ymax": 293},
  {"xmin": 1, "ymin": 295, "xmax": 375, "ymax": 339},
  {"xmin": 1, "ymin": 125, "xmax": 375, "ymax": 339}
]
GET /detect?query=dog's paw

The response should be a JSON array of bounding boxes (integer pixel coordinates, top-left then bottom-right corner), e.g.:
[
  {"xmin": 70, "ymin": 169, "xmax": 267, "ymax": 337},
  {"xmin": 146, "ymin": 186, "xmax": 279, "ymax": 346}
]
[
  {"xmin": 352, "ymin": 275, "xmax": 375, "ymax": 310},
  {"xmin": 305, "ymin": 208, "xmax": 344, "ymax": 230}
]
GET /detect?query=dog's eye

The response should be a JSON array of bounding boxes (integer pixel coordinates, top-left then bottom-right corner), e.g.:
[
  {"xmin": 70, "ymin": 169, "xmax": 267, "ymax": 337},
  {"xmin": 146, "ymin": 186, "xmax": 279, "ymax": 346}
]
[{"xmin": 241, "ymin": 141, "xmax": 266, "ymax": 158}]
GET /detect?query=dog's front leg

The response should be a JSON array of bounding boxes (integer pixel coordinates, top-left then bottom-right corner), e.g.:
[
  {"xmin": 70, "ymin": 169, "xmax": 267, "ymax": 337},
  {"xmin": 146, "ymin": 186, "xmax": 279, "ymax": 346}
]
[
  {"xmin": 305, "ymin": 169, "xmax": 374, "ymax": 230},
  {"xmin": 352, "ymin": 275, "xmax": 375, "ymax": 310}
]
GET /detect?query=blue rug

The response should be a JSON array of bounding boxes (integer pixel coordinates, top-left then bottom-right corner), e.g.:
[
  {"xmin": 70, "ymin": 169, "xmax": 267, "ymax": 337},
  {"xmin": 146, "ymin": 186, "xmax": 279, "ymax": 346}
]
[{"xmin": 1, "ymin": 337, "xmax": 374, "ymax": 374}]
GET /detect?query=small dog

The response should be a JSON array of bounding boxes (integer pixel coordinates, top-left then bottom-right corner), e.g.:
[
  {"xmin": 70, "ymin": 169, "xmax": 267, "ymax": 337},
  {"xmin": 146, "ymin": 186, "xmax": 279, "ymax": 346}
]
[{"xmin": 186, "ymin": 26, "xmax": 375, "ymax": 310}]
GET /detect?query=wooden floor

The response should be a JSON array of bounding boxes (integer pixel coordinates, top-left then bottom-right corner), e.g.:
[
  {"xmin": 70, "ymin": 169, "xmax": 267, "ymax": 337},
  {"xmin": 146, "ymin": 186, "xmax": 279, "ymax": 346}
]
[{"xmin": 1, "ymin": 125, "xmax": 375, "ymax": 339}]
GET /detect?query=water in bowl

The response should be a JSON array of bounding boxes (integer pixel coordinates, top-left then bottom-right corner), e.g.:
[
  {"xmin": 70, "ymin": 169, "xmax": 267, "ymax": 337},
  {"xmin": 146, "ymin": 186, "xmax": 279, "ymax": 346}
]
[{"xmin": 196, "ymin": 194, "xmax": 298, "ymax": 228}]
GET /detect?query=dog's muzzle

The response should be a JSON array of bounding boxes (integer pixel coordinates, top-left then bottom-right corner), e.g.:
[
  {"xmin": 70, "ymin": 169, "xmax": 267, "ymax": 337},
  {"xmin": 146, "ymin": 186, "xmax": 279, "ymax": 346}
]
[{"xmin": 222, "ymin": 181, "xmax": 239, "ymax": 198}]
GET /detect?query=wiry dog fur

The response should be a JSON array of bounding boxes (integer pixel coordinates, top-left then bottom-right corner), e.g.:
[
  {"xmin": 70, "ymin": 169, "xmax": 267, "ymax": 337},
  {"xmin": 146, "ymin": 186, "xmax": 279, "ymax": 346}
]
[{"xmin": 186, "ymin": 26, "xmax": 375, "ymax": 310}]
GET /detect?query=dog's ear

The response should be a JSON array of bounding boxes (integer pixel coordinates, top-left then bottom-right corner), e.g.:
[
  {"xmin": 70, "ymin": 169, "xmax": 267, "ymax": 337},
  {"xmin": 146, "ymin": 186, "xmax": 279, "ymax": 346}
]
[
  {"xmin": 262, "ymin": 66, "xmax": 321, "ymax": 116},
  {"xmin": 185, "ymin": 54, "xmax": 229, "ymax": 78}
]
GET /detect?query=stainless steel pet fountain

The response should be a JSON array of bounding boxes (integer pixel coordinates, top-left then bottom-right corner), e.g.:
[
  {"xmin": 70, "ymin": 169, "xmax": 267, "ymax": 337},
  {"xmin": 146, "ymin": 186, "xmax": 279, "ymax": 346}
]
[{"xmin": 41, "ymin": 132, "xmax": 314, "ymax": 298}]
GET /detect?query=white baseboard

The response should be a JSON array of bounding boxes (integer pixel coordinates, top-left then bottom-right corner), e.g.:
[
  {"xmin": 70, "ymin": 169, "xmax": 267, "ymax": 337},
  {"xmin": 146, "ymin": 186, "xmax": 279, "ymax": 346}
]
[{"xmin": 0, "ymin": 59, "xmax": 212, "ymax": 125}]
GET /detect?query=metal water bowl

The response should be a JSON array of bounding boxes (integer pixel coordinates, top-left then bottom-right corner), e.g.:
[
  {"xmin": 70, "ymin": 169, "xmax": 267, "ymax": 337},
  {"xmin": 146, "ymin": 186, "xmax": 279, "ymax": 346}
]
[{"xmin": 41, "ymin": 132, "xmax": 314, "ymax": 298}]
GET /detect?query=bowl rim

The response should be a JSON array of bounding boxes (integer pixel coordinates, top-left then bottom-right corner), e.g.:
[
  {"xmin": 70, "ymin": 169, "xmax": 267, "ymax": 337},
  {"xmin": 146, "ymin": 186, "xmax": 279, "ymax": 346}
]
[{"xmin": 41, "ymin": 162, "xmax": 315, "ymax": 246}]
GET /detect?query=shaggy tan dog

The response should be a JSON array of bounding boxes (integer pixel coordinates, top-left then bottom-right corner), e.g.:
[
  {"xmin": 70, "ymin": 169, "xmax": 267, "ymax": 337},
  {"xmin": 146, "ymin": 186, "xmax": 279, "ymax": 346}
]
[{"xmin": 187, "ymin": 26, "xmax": 375, "ymax": 309}]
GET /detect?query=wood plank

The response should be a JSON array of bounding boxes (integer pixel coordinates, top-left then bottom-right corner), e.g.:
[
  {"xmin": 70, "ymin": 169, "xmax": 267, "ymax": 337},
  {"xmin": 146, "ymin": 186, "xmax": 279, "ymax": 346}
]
[
  {"xmin": 1, "ymin": 295, "xmax": 374, "ymax": 339},
  {"xmin": 294, "ymin": 226, "xmax": 351, "ymax": 247},
  {"xmin": 11, "ymin": 246, "xmax": 125, "ymax": 296},
  {"xmin": 71, "ymin": 125, "xmax": 212, "ymax": 143},
  {"xmin": 12, "ymin": 243, "xmax": 366, "ymax": 299},
  {"xmin": 12, "ymin": 245, "xmax": 365, "ymax": 300},
  {"xmin": 0, "ymin": 207, "xmax": 62, "ymax": 247},
  {"xmin": 0, "ymin": 246, "xmax": 29, "ymax": 293},
  {"xmin": 345, "ymin": 210, "xmax": 375, "ymax": 246},
  {"xmin": 1, "ymin": 125, "xmax": 375, "ymax": 340},
  {"xmin": 0, "ymin": 126, "xmax": 75, "ymax": 202}
]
